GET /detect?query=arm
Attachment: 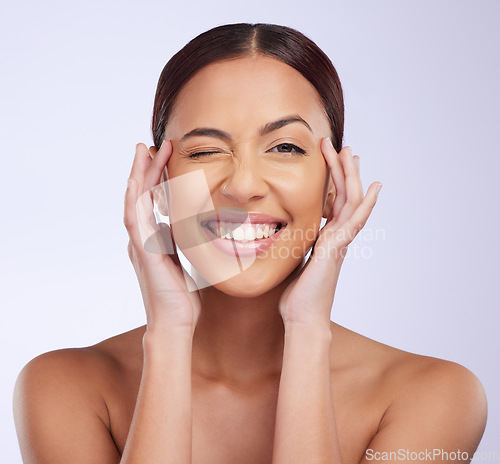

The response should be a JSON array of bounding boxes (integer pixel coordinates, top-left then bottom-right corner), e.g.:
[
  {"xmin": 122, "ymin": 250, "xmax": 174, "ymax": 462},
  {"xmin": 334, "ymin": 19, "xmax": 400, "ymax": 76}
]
[
  {"xmin": 273, "ymin": 139, "xmax": 381, "ymax": 463},
  {"xmin": 359, "ymin": 361, "xmax": 487, "ymax": 464},
  {"xmin": 13, "ymin": 330, "xmax": 195, "ymax": 464},
  {"xmin": 273, "ymin": 139, "xmax": 486, "ymax": 461},
  {"xmin": 14, "ymin": 141, "xmax": 200, "ymax": 463},
  {"xmin": 120, "ymin": 328, "xmax": 194, "ymax": 463},
  {"xmin": 120, "ymin": 140, "xmax": 200, "ymax": 463},
  {"xmin": 14, "ymin": 350, "xmax": 122, "ymax": 464},
  {"xmin": 272, "ymin": 324, "xmax": 341, "ymax": 464}
]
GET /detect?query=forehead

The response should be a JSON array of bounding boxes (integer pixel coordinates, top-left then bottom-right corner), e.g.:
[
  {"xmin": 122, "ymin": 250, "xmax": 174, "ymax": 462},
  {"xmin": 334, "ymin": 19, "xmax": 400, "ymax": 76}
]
[{"xmin": 166, "ymin": 55, "xmax": 329, "ymax": 136}]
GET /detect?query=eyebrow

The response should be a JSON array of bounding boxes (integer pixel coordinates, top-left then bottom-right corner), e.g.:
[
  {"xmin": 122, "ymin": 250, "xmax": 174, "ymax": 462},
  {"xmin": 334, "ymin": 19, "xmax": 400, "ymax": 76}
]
[{"xmin": 180, "ymin": 115, "xmax": 313, "ymax": 142}]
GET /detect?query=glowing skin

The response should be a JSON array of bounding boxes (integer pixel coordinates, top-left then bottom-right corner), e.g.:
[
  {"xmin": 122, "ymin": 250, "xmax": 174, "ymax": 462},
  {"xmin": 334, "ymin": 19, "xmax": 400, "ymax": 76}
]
[
  {"xmin": 163, "ymin": 55, "xmax": 334, "ymax": 298},
  {"xmin": 13, "ymin": 54, "xmax": 487, "ymax": 464}
]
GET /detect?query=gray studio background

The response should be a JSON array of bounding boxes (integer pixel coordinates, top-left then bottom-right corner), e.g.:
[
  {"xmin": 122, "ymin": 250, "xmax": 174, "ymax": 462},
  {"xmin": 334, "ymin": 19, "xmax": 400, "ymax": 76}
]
[{"xmin": 1, "ymin": 0, "xmax": 499, "ymax": 461}]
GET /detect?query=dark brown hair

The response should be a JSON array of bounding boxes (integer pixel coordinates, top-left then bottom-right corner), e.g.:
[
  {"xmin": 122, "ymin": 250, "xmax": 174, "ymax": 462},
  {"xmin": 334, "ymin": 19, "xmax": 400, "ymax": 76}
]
[{"xmin": 152, "ymin": 23, "xmax": 344, "ymax": 152}]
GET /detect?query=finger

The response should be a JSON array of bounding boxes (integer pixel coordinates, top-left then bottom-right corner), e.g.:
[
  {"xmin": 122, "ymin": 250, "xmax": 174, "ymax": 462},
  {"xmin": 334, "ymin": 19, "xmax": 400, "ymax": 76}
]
[
  {"xmin": 320, "ymin": 138, "xmax": 346, "ymax": 222},
  {"xmin": 128, "ymin": 142, "xmax": 168, "ymax": 243},
  {"xmin": 125, "ymin": 164, "xmax": 191, "ymax": 295},
  {"xmin": 333, "ymin": 146, "xmax": 364, "ymax": 226},
  {"xmin": 330, "ymin": 181, "xmax": 382, "ymax": 247},
  {"xmin": 342, "ymin": 148, "xmax": 363, "ymax": 202},
  {"xmin": 123, "ymin": 177, "xmax": 144, "ymax": 254},
  {"xmin": 125, "ymin": 173, "xmax": 160, "ymax": 259},
  {"xmin": 137, "ymin": 182, "xmax": 159, "ymax": 243},
  {"xmin": 126, "ymin": 175, "xmax": 183, "ymax": 282},
  {"xmin": 144, "ymin": 140, "xmax": 173, "ymax": 192},
  {"xmin": 128, "ymin": 143, "xmax": 151, "ymax": 196}
]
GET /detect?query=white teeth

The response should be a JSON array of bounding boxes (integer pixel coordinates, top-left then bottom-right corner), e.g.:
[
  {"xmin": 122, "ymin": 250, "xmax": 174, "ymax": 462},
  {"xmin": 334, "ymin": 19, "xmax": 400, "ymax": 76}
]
[
  {"xmin": 233, "ymin": 228, "xmax": 245, "ymax": 241},
  {"xmin": 204, "ymin": 221, "xmax": 283, "ymax": 241},
  {"xmin": 245, "ymin": 227, "xmax": 256, "ymax": 241}
]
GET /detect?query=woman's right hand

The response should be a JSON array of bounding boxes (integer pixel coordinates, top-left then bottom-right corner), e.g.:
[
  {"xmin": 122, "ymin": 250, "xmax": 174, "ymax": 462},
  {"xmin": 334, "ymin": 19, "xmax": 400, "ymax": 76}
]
[{"xmin": 124, "ymin": 140, "xmax": 201, "ymax": 334}]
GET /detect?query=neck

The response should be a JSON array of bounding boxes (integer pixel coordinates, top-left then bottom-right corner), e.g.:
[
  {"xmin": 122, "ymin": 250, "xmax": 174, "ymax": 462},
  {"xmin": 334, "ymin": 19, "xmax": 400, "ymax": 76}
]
[{"xmin": 192, "ymin": 264, "xmax": 303, "ymax": 386}]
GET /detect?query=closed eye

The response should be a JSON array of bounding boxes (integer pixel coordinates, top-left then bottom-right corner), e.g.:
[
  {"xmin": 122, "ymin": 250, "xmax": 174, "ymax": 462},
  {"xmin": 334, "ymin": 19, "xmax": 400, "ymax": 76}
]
[
  {"xmin": 188, "ymin": 150, "xmax": 224, "ymax": 159},
  {"xmin": 268, "ymin": 143, "xmax": 307, "ymax": 155}
]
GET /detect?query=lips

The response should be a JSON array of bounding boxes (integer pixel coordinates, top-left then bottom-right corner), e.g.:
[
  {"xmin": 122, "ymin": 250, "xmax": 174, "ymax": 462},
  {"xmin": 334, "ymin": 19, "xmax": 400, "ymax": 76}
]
[
  {"xmin": 200, "ymin": 214, "xmax": 287, "ymax": 257},
  {"xmin": 198, "ymin": 206, "xmax": 288, "ymax": 228},
  {"xmin": 197, "ymin": 207, "xmax": 288, "ymax": 257}
]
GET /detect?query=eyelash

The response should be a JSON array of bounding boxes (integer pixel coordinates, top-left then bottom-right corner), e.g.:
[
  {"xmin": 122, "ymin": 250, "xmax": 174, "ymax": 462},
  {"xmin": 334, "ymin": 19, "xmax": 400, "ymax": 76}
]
[
  {"xmin": 188, "ymin": 143, "xmax": 307, "ymax": 159},
  {"xmin": 188, "ymin": 151, "xmax": 219, "ymax": 158}
]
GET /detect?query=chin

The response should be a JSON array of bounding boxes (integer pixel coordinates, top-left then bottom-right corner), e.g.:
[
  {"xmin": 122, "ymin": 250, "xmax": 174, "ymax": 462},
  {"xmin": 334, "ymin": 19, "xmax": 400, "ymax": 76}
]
[
  {"xmin": 211, "ymin": 259, "xmax": 301, "ymax": 298},
  {"xmin": 214, "ymin": 283, "xmax": 270, "ymax": 298},
  {"xmin": 212, "ymin": 273, "xmax": 276, "ymax": 298}
]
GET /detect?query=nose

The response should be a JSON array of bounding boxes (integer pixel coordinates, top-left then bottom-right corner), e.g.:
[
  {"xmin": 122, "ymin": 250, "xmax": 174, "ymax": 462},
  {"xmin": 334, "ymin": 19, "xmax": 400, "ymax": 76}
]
[{"xmin": 221, "ymin": 156, "xmax": 269, "ymax": 204}]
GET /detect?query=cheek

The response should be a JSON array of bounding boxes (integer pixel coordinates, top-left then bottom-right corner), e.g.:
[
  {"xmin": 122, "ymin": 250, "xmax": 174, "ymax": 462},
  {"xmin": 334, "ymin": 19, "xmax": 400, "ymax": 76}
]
[
  {"xmin": 289, "ymin": 159, "xmax": 327, "ymax": 215},
  {"xmin": 165, "ymin": 155, "xmax": 181, "ymax": 179},
  {"xmin": 277, "ymin": 160, "xmax": 327, "ymax": 249}
]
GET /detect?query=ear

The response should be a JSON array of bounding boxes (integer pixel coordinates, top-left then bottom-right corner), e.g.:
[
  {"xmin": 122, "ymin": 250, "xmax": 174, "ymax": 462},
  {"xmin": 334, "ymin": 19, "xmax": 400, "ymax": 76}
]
[
  {"xmin": 322, "ymin": 175, "xmax": 336, "ymax": 219},
  {"xmin": 149, "ymin": 145, "xmax": 169, "ymax": 216}
]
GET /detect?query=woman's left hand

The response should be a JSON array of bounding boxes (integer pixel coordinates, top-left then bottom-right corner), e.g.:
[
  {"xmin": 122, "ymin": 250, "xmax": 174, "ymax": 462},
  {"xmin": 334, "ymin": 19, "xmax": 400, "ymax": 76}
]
[{"xmin": 278, "ymin": 138, "xmax": 382, "ymax": 329}]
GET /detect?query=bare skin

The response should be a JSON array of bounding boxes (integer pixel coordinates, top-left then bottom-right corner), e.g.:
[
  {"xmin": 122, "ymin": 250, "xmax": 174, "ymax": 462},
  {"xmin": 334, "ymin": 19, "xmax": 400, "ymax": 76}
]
[
  {"xmin": 14, "ymin": 322, "xmax": 487, "ymax": 463},
  {"xmin": 14, "ymin": 56, "xmax": 487, "ymax": 463}
]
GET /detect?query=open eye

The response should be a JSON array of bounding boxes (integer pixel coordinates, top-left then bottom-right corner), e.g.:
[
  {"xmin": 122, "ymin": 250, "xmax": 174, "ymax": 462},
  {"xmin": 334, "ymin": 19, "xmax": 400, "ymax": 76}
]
[{"xmin": 268, "ymin": 143, "xmax": 307, "ymax": 155}]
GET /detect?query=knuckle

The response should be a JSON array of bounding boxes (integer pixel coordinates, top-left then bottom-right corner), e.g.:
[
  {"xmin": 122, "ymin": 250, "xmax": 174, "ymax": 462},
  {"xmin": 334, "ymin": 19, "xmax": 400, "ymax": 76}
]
[
  {"xmin": 344, "ymin": 199, "xmax": 354, "ymax": 209},
  {"xmin": 123, "ymin": 211, "xmax": 135, "ymax": 230},
  {"xmin": 345, "ymin": 198, "xmax": 361, "ymax": 210},
  {"xmin": 354, "ymin": 221, "xmax": 364, "ymax": 232}
]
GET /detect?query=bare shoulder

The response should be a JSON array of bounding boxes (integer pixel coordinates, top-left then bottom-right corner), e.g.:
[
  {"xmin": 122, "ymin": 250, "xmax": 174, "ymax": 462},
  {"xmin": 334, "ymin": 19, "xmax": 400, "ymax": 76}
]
[
  {"xmin": 13, "ymin": 326, "xmax": 146, "ymax": 464},
  {"xmin": 15, "ymin": 325, "xmax": 145, "ymax": 403},
  {"xmin": 331, "ymin": 322, "xmax": 488, "ymax": 457},
  {"xmin": 330, "ymin": 321, "xmax": 487, "ymax": 395},
  {"xmin": 14, "ymin": 346, "xmax": 111, "ymax": 422}
]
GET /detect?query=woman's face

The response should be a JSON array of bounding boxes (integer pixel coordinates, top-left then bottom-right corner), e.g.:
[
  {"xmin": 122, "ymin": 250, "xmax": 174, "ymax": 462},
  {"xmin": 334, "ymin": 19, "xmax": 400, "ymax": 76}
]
[{"xmin": 163, "ymin": 55, "xmax": 333, "ymax": 297}]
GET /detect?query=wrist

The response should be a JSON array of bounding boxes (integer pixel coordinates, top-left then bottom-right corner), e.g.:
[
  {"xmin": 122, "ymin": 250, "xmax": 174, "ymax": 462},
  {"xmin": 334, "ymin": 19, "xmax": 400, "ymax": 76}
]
[
  {"xmin": 282, "ymin": 323, "xmax": 332, "ymax": 364},
  {"xmin": 284, "ymin": 321, "xmax": 333, "ymax": 343},
  {"xmin": 143, "ymin": 325, "xmax": 194, "ymax": 354}
]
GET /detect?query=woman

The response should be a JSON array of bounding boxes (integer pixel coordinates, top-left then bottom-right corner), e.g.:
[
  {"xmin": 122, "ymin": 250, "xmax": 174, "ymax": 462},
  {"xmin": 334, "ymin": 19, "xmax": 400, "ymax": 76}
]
[{"xmin": 14, "ymin": 23, "xmax": 487, "ymax": 463}]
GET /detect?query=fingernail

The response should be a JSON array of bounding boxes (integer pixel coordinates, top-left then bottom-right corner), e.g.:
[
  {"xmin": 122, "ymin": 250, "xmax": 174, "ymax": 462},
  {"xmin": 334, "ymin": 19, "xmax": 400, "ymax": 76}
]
[
  {"xmin": 354, "ymin": 156, "xmax": 360, "ymax": 168},
  {"xmin": 326, "ymin": 137, "xmax": 333, "ymax": 148},
  {"xmin": 376, "ymin": 183, "xmax": 383, "ymax": 194}
]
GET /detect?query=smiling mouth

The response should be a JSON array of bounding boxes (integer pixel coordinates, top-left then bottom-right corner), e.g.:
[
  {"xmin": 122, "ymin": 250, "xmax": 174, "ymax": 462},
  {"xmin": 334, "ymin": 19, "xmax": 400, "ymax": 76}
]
[{"xmin": 201, "ymin": 221, "xmax": 286, "ymax": 242}]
